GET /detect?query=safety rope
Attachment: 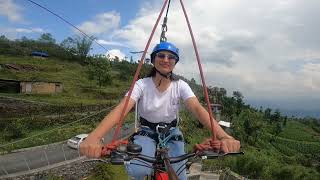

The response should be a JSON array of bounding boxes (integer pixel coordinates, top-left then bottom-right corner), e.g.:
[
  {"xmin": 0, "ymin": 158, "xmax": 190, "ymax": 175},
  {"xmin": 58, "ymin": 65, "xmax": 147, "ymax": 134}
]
[
  {"xmin": 160, "ymin": 0, "xmax": 172, "ymax": 42},
  {"xmin": 110, "ymin": 0, "xmax": 171, "ymax": 144},
  {"xmin": 179, "ymin": 0, "xmax": 219, "ymax": 148}
]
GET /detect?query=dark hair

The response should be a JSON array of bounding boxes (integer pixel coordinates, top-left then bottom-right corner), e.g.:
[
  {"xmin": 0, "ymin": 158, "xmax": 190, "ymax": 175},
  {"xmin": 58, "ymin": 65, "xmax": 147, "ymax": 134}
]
[
  {"xmin": 146, "ymin": 67, "xmax": 178, "ymax": 81},
  {"xmin": 146, "ymin": 67, "xmax": 157, "ymax": 77}
]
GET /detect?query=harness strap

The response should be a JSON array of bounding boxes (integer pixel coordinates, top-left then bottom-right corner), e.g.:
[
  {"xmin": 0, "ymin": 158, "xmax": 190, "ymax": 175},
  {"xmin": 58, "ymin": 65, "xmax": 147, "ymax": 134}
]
[
  {"xmin": 140, "ymin": 117, "xmax": 177, "ymax": 132},
  {"xmin": 130, "ymin": 130, "xmax": 183, "ymax": 144}
]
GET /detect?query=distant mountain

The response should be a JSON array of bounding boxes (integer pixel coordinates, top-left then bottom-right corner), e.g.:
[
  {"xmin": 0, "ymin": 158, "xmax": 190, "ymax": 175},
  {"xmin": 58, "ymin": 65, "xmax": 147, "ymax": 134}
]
[
  {"xmin": 245, "ymin": 99, "xmax": 320, "ymax": 119},
  {"xmin": 280, "ymin": 109, "xmax": 320, "ymax": 119}
]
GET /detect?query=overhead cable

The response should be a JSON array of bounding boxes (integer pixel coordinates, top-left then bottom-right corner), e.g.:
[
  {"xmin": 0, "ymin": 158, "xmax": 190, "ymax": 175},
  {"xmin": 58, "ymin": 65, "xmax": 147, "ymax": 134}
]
[{"xmin": 25, "ymin": 0, "xmax": 108, "ymax": 52}]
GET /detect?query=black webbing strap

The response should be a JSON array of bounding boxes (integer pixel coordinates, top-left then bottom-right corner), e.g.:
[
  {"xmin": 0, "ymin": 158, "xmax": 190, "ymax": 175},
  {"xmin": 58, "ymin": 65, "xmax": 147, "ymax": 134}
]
[
  {"xmin": 140, "ymin": 117, "xmax": 177, "ymax": 132},
  {"xmin": 130, "ymin": 131, "xmax": 183, "ymax": 144}
]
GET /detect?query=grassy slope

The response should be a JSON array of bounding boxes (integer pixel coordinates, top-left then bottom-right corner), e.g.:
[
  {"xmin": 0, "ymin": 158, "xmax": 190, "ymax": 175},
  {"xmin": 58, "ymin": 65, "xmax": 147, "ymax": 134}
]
[
  {"xmin": 0, "ymin": 55, "xmax": 127, "ymax": 105},
  {"xmin": 279, "ymin": 120, "xmax": 320, "ymax": 142},
  {"xmin": 0, "ymin": 55, "xmax": 130, "ymax": 152}
]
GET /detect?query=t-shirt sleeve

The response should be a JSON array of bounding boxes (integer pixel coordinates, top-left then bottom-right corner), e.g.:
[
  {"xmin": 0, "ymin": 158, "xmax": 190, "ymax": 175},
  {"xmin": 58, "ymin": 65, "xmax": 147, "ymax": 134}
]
[
  {"xmin": 125, "ymin": 79, "xmax": 143, "ymax": 102},
  {"xmin": 179, "ymin": 80, "xmax": 196, "ymax": 101}
]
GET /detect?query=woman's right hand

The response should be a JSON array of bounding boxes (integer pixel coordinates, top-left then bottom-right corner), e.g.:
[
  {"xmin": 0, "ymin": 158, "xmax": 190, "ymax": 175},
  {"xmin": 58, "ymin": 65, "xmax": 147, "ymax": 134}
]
[{"xmin": 79, "ymin": 135, "xmax": 103, "ymax": 158}]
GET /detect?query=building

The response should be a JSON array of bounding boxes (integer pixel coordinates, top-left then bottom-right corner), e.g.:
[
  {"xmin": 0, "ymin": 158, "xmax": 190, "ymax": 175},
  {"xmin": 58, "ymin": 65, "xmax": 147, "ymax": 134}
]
[
  {"xmin": 31, "ymin": 51, "xmax": 49, "ymax": 58},
  {"xmin": 0, "ymin": 79, "xmax": 62, "ymax": 94},
  {"xmin": 211, "ymin": 103, "xmax": 223, "ymax": 121}
]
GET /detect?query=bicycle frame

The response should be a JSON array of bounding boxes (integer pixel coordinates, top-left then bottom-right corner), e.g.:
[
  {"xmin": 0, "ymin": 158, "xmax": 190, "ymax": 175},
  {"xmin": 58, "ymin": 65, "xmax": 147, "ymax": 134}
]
[
  {"xmin": 142, "ymin": 128, "xmax": 182, "ymax": 180},
  {"xmin": 152, "ymin": 148, "xmax": 179, "ymax": 180}
]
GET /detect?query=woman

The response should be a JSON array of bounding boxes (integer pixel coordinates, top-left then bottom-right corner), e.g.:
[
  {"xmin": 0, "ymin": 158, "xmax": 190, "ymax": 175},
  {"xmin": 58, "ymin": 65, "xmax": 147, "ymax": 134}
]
[{"xmin": 80, "ymin": 41, "xmax": 240, "ymax": 179}]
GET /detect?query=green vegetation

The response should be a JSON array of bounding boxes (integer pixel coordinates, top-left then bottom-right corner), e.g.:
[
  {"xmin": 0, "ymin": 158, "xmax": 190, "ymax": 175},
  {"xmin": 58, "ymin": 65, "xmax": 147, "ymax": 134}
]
[
  {"xmin": 180, "ymin": 102, "xmax": 320, "ymax": 179},
  {"xmin": 0, "ymin": 34, "xmax": 319, "ymax": 179},
  {"xmin": 278, "ymin": 120, "xmax": 320, "ymax": 142},
  {"xmin": 88, "ymin": 163, "xmax": 128, "ymax": 180}
]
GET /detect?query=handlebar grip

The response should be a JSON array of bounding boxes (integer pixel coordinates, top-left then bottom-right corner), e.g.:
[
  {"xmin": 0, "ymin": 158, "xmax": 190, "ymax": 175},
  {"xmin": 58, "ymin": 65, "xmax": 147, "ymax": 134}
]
[
  {"xmin": 110, "ymin": 157, "xmax": 125, "ymax": 165},
  {"xmin": 201, "ymin": 151, "xmax": 244, "ymax": 159},
  {"xmin": 109, "ymin": 150, "xmax": 130, "ymax": 165}
]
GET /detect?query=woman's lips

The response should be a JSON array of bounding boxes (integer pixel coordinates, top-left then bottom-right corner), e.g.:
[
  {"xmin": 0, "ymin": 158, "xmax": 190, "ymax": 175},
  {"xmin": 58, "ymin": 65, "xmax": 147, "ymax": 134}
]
[{"xmin": 159, "ymin": 63, "xmax": 170, "ymax": 68}]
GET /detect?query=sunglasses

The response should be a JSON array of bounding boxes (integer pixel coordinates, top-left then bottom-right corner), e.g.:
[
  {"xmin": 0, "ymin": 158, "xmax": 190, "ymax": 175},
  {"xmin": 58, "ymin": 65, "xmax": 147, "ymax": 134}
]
[{"xmin": 155, "ymin": 52, "xmax": 178, "ymax": 61}]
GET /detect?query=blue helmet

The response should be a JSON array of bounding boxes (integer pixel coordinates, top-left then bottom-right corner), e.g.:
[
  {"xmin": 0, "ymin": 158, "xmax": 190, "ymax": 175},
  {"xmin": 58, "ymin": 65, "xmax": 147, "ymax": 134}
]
[{"xmin": 151, "ymin": 41, "xmax": 179, "ymax": 63}]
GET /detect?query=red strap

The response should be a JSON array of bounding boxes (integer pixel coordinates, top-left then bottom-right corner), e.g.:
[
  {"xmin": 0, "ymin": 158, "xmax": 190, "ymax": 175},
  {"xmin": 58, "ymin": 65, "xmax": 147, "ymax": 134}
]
[
  {"xmin": 179, "ymin": 0, "xmax": 217, "ymax": 141},
  {"xmin": 101, "ymin": 139, "xmax": 128, "ymax": 157},
  {"xmin": 193, "ymin": 138, "xmax": 222, "ymax": 153}
]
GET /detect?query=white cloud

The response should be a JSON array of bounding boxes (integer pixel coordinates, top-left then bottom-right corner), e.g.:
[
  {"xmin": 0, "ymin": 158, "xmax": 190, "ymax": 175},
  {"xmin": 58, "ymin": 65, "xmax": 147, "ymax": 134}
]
[
  {"xmin": 0, "ymin": 0, "xmax": 24, "ymax": 22},
  {"xmin": 0, "ymin": 27, "xmax": 45, "ymax": 39},
  {"xmin": 300, "ymin": 62, "xmax": 320, "ymax": 91},
  {"xmin": 77, "ymin": 11, "xmax": 120, "ymax": 35},
  {"xmin": 96, "ymin": 39, "xmax": 127, "ymax": 47},
  {"xmin": 106, "ymin": 49, "xmax": 126, "ymax": 61},
  {"xmin": 15, "ymin": 28, "xmax": 45, "ymax": 33},
  {"xmin": 110, "ymin": 0, "xmax": 320, "ymax": 111}
]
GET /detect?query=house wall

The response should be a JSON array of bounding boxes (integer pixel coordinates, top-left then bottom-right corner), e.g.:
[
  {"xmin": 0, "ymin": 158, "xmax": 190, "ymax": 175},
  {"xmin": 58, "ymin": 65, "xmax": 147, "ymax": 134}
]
[
  {"xmin": 21, "ymin": 82, "xmax": 62, "ymax": 94},
  {"xmin": 55, "ymin": 83, "xmax": 63, "ymax": 93}
]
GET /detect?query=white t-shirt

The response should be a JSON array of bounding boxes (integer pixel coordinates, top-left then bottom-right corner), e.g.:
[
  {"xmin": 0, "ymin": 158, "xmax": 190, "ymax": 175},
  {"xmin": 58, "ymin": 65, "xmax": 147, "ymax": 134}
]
[{"xmin": 126, "ymin": 77, "xmax": 195, "ymax": 123}]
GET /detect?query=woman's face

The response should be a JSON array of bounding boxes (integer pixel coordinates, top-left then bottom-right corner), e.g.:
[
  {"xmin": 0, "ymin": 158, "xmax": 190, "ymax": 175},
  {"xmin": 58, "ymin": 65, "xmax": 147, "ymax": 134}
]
[{"xmin": 154, "ymin": 51, "xmax": 178, "ymax": 74}]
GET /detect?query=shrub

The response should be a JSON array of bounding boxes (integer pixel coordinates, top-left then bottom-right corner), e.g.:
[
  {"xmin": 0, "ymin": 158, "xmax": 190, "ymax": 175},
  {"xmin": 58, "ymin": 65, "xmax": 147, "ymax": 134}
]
[{"xmin": 3, "ymin": 120, "xmax": 26, "ymax": 141}]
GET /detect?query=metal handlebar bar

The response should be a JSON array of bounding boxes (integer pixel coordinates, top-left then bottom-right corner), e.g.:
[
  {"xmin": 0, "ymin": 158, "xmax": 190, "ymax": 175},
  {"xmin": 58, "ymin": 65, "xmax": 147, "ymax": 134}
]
[
  {"xmin": 83, "ymin": 144, "xmax": 243, "ymax": 180},
  {"xmin": 108, "ymin": 145, "xmax": 244, "ymax": 165}
]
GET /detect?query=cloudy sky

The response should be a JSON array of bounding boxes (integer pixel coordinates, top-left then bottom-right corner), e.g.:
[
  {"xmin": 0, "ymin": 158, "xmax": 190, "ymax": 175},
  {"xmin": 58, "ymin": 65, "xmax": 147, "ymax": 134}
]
[{"xmin": 0, "ymin": 0, "xmax": 319, "ymax": 117}]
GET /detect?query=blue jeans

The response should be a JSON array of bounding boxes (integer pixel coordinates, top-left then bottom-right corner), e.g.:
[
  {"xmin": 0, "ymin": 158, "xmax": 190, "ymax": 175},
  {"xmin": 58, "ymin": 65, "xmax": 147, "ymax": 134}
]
[{"xmin": 126, "ymin": 127, "xmax": 187, "ymax": 180}]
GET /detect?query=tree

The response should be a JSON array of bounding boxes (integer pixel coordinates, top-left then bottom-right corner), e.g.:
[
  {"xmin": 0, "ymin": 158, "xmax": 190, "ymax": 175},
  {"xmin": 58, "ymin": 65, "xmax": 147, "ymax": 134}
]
[
  {"xmin": 233, "ymin": 109, "xmax": 263, "ymax": 145},
  {"xmin": 87, "ymin": 56, "xmax": 112, "ymax": 87},
  {"xmin": 130, "ymin": 56, "xmax": 134, "ymax": 63},
  {"xmin": 75, "ymin": 35, "xmax": 94, "ymax": 61},
  {"xmin": 219, "ymin": 88, "xmax": 227, "ymax": 97},
  {"xmin": 190, "ymin": 78, "xmax": 196, "ymax": 84},
  {"xmin": 60, "ymin": 37, "xmax": 76, "ymax": 52},
  {"xmin": 38, "ymin": 33, "xmax": 56, "ymax": 44},
  {"xmin": 114, "ymin": 56, "xmax": 120, "ymax": 62},
  {"xmin": 264, "ymin": 108, "xmax": 272, "ymax": 120},
  {"xmin": 61, "ymin": 35, "xmax": 94, "ymax": 63},
  {"xmin": 273, "ymin": 121, "xmax": 282, "ymax": 136},
  {"xmin": 233, "ymin": 91, "xmax": 244, "ymax": 115},
  {"xmin": 233, "ymin": 91, "xmax": 243, "ymax": 102},
  {"xmin": 271, "ymin": 109, "xmax": 281, "ymax": 123},
  {"xmin": 0, "ymin": 35, "xmax": 11, "ymax": 54}
]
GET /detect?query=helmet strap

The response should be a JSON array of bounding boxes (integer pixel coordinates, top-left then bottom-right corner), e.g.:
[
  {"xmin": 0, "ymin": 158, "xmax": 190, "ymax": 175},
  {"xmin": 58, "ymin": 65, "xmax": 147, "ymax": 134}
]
[
  {"xmin": 155, "ymin": 67, "xmax": 172, "ymax": 79},
  {"xmin": 157, "ymin": 78, "xmax": 163, "ymax": 87},
  {"xmin": 154, "ymin": 67, "xmax": 172, "ymax": 87}
]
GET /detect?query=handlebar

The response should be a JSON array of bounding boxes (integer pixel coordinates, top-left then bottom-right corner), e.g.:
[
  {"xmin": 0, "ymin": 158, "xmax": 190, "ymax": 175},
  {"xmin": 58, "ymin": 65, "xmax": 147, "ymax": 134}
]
[
  {"xmin": 108, "ymin": 144, "xmax": 244, "ymax": 165},
  {"xmin": 83, "ymin": 143, "xmax": 243, "ymax": 180}
]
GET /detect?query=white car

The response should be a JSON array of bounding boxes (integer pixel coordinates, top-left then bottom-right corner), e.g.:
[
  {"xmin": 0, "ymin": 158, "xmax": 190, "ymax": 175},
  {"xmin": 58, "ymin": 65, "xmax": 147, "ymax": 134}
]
[
  {"xmin": 67, "ymin": 134, "xmax": 105, "ymax": 149},
  {"xmin": 67, "ymin": 134, "xmax": 88, "ymax": 149}
]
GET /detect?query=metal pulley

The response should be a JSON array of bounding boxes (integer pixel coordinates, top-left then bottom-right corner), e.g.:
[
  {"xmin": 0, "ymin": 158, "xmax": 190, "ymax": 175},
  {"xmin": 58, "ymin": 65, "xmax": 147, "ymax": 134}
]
[{"xmin": 160, "ymin": 0, "xmax": 171, "ymax": 42}]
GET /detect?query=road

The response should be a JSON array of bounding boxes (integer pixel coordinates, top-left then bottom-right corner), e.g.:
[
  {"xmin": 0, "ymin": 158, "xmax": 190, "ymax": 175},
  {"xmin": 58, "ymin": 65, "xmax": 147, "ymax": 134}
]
[{"xmin": 0, "ymin": 125, "xmax": 133, "ymax": 177}]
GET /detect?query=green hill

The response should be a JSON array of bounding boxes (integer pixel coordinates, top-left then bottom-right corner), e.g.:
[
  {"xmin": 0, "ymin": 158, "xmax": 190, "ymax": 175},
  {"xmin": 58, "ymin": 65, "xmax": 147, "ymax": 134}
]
[
  {"xmin": 0, "ymin": 53, "xmax": 319, "ymax": 179},
  {"xmin": 0, "ymin": 54, "xmax": 150, "ymax": 152},
  {"xmin": 279, "ymin": 120, "xmax": 320, "ymax": 142},
  {"xmin": 0, "ymin": 55, "xmax": 132, "ymax": 105}
]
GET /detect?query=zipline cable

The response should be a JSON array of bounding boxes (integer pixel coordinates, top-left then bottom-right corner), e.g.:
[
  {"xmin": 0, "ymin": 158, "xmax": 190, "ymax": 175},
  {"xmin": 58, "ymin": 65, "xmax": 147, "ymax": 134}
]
[{"xmin": 25, "ymin": 0, "xmax": 109, "ymax": 52}]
